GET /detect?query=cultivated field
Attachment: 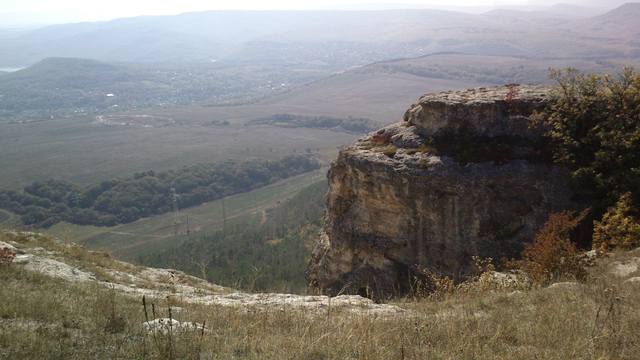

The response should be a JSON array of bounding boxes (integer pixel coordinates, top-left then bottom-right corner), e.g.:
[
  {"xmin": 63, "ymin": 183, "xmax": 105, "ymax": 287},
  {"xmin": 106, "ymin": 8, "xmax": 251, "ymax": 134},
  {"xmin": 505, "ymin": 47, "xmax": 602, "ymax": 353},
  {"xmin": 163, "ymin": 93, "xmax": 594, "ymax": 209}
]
[
  {"xmin": 0, "ymin": 113, "xmax": 351, "ymax": 189},
  {"xmin": 0, "ymin": 64, "xmax": 482, "ymax": 189}
]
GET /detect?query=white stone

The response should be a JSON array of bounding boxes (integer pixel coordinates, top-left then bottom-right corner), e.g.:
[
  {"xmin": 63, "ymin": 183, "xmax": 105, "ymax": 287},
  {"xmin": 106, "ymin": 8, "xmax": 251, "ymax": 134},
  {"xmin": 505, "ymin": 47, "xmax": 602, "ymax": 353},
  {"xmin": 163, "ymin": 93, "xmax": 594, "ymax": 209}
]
[{"xmin": 15, "ymin": 254, "xmax": 95, "ymax": 282}]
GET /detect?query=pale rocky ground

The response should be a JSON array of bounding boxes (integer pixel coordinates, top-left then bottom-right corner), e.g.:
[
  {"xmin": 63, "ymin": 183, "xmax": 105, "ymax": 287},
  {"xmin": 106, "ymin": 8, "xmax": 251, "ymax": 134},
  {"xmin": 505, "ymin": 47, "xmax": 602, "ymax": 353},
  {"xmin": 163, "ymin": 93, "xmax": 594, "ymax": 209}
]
[
  {"xmin": 3, "ymin": 230, "xmax": 639, "ymax": 321},
  {"xmin": 0, "ymin": 232, "xmax": 405, "ymax": 317}
]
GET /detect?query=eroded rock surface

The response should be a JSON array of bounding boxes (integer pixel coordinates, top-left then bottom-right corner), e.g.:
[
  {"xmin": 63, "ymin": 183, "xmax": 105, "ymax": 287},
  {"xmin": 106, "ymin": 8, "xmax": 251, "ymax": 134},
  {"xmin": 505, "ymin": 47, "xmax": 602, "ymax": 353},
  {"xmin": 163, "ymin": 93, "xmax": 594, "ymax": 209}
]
[
  {"xmin": 403, "ymin": 85, "xmax": 550, "ymax": 138},
  {"xmin": 307, "ymin": 85, "xmax": 578, "ymax": 298}
]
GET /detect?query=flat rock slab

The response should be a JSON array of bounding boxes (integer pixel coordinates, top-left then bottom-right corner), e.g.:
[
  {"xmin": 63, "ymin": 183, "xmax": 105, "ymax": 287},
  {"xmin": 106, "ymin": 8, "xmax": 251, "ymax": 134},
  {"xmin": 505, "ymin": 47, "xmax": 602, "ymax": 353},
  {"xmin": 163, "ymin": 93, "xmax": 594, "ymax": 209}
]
[
  {"xmin": 14, "ymin": 254, "xmax": 95, "ymax": 282},
  {"xmin": 403, "ymin": 84, "xmax": 550, "ymax": 138}
]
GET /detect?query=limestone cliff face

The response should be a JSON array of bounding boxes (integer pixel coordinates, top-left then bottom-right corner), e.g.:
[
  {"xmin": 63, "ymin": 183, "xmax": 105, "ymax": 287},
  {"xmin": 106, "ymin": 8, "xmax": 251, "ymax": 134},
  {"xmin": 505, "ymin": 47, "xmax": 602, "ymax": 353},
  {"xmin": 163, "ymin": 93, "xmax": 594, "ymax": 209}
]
[{"xmin": 306, "ymin": 85, "xmax": 577, "ymax": 298}]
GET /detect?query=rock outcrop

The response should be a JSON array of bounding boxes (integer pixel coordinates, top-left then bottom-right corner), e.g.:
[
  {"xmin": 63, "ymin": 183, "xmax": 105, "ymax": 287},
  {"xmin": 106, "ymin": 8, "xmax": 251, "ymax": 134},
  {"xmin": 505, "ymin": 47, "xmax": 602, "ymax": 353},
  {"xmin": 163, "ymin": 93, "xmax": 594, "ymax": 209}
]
[
  {"xmin": 403, "ymin": 85, "xmax": 549, "ymax": 138},
  {"xmin": 307, "ymin": 85, "xmax": 579, "ymax": 298}
]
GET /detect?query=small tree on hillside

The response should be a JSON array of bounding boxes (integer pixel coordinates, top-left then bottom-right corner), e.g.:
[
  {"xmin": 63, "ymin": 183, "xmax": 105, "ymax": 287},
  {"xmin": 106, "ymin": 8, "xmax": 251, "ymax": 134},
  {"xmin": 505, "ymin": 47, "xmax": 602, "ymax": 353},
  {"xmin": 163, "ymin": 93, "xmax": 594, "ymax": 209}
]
[{"xmin": 511, "ymin": 211, "xmax": 588, "ymax": 285}]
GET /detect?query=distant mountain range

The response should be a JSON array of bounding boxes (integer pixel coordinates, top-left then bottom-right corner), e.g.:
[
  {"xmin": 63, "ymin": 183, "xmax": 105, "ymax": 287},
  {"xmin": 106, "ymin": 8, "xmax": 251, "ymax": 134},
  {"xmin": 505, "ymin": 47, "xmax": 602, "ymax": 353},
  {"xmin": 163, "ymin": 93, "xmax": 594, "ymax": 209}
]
[{"xmin": 0, "ymin": 4, "xmax": 639, "ymax": 68}]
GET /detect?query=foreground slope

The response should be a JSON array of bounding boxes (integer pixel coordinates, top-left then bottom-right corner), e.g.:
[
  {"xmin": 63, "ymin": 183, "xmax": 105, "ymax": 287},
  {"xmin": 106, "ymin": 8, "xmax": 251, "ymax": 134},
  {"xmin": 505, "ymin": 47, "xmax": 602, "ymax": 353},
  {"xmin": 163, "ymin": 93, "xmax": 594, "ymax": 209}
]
[
  {"xmin": 2, "ymin": 231, "xmax": 640, "ymax": 359},
  {"xmin": 0, "ymin": 231, "xmax": 401, "ymax": 313}
]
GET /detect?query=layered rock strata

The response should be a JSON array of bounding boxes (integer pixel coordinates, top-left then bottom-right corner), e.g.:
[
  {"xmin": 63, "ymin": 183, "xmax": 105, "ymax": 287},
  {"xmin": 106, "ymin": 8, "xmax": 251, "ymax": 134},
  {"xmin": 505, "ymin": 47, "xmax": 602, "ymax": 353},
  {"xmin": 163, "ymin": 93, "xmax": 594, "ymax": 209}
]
[{"xmin": 307, "ymin": 85, "xmax": 577, "ymax": 298}]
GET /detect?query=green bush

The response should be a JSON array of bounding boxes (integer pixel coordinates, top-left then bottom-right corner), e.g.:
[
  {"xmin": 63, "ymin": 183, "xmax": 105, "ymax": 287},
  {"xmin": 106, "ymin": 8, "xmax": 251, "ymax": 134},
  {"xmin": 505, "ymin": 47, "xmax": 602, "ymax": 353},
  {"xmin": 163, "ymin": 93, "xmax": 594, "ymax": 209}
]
[
  {"xmin": 532, "ymin": 68, "xmax": 640, "ymax": 214},
  {"xmin": 593, "ymin": 193, "xmax": 640, "ymax": 254}
]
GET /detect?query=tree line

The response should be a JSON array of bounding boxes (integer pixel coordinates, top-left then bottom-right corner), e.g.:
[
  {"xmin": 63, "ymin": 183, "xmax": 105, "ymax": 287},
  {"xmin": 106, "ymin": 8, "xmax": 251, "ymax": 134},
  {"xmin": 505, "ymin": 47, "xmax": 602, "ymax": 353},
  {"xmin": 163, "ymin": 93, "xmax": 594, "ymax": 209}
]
[{"xmin": 0, "ymin": 155, "xmax": 319, "ymax": 228}]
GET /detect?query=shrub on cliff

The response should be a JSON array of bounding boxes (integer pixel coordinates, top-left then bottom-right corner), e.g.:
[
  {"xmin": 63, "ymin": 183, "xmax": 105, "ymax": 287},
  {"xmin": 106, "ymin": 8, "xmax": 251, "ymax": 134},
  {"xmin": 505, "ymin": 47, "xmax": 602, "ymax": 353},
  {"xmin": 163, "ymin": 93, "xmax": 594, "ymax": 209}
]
[
  {"xmin": 532, "ymin": 68, "xmax": 640, "ymax": 214},
  {"xmin": 593, "ymin": 193, "xmax": 640, "ymax": 254},
  {"xmin": 510, "ymin": 211, "xmax": 587, "ymax": 285}
]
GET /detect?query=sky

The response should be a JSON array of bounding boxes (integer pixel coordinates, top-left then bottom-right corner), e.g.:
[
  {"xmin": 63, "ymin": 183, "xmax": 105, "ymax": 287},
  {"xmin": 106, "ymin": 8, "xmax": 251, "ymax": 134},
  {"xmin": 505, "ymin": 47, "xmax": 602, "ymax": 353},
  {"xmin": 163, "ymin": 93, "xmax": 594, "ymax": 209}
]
[{"xmin": 0, "ymin": 0, "xmax": 627, "ymax": 27}]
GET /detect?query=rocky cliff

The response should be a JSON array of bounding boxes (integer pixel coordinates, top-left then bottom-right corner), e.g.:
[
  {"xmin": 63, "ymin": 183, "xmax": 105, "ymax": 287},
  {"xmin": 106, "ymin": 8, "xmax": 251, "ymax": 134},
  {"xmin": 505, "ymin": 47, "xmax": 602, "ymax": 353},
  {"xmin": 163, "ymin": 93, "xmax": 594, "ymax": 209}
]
[{"xmin": 307, "ymin": 85, "xmax": 579, "ymax": 298}]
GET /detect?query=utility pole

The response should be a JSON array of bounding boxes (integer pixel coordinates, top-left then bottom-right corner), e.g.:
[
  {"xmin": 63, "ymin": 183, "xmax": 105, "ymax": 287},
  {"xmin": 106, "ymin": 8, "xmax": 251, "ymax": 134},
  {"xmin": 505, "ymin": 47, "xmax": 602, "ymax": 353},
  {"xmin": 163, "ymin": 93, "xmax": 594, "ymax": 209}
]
[
  {"xmin": 171, "ymin": 186, "xmax": 179, "ymax": 238},
  {"xmin": 221, "ymin": 197, "xmax": 227, "ymax": 238}
]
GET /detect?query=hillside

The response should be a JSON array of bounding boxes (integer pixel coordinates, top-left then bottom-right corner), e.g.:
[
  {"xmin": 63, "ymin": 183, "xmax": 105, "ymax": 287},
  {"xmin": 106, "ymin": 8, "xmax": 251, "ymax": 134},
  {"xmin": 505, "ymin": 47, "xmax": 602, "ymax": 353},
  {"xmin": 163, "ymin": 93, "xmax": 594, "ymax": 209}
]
[
  {"xmin": 2, "ymin": 230, "xmax": 640, "ymax": 358},
  {"xmin": 354, "ymin": 53, "xmax": 640, "ymax": 86},
  {"xmin": 585, "ymin": 2, "xmax": 640, "ymax": 36},
  {"xmin": 40, "ymin": 173, "xmax": 328, "ymax": 295},
  {"xmin": 0, "ymin": 58, "xmax": 138, "ymax": 112},
  {"xmin": 0, "ymin": 57, "xmax": 331, "ymax": 117},
  {"xmin": 592, "ymin": 2, "xmax": 640, "ymax": 30}
]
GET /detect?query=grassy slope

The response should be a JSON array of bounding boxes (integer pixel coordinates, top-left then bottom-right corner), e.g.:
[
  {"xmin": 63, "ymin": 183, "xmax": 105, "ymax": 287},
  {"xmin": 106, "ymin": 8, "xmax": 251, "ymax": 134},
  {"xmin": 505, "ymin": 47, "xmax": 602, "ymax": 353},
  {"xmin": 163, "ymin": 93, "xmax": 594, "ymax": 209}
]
[
  {"xmin": 2, "ymin": 231, "xmax": 640, "ymax": 359},
  {"xmin": 45, "ymin": 169, "xmax": 325, "ymax": 260}
]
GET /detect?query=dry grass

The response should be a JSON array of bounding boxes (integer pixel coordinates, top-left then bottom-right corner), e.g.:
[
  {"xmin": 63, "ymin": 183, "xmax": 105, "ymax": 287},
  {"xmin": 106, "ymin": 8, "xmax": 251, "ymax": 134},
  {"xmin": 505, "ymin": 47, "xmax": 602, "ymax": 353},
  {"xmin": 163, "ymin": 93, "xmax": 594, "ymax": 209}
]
[{"xmin": 1, "ymin": 233, "xmax": 640, "ymax": 359}]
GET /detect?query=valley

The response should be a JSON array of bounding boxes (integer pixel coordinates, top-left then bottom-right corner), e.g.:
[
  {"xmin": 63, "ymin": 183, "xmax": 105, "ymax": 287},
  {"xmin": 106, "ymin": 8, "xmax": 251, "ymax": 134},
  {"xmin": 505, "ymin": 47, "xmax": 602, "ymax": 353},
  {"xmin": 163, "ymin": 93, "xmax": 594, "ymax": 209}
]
[{"xmin": 2, "ymin": 2, "xmax": 640, "ymax": 358}]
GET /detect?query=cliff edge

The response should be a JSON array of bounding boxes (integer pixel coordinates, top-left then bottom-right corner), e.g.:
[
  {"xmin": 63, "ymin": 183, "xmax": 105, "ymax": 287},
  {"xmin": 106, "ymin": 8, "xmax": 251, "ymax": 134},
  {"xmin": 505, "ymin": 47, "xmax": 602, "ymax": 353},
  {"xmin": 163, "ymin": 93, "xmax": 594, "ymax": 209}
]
[{"xmin": 307, "ymin": 85, "xmax": 579, "ymax": 298}]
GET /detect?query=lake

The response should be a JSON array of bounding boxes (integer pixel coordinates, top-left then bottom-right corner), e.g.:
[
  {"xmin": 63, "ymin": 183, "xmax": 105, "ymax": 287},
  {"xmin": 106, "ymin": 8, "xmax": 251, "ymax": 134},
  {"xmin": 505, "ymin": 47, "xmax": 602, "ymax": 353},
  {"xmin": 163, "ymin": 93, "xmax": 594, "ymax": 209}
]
[{"xmin": 0, "ymin": 67, "xmax": 24, "ymax": 72}]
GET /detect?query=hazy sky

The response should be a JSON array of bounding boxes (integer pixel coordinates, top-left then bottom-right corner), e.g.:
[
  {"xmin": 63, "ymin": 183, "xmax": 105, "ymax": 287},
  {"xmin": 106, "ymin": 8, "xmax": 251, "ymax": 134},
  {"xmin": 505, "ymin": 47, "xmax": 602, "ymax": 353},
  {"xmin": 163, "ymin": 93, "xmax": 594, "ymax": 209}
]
[{"xmin": 0, "ymin": 0, "xmax": 627, "ymax": 26}]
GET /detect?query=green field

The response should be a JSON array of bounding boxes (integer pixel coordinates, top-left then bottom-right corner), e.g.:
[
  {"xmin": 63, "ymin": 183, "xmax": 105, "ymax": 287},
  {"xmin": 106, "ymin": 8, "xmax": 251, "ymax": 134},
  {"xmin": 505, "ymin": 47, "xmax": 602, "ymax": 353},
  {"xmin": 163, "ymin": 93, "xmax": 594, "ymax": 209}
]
[
  {"xmin": 45, "ymin": 169, "xmax": 326, "ymax": 260},
  {"xmin": 0, "ymin": 114, "xmax": 352, "ymax": 189}
]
